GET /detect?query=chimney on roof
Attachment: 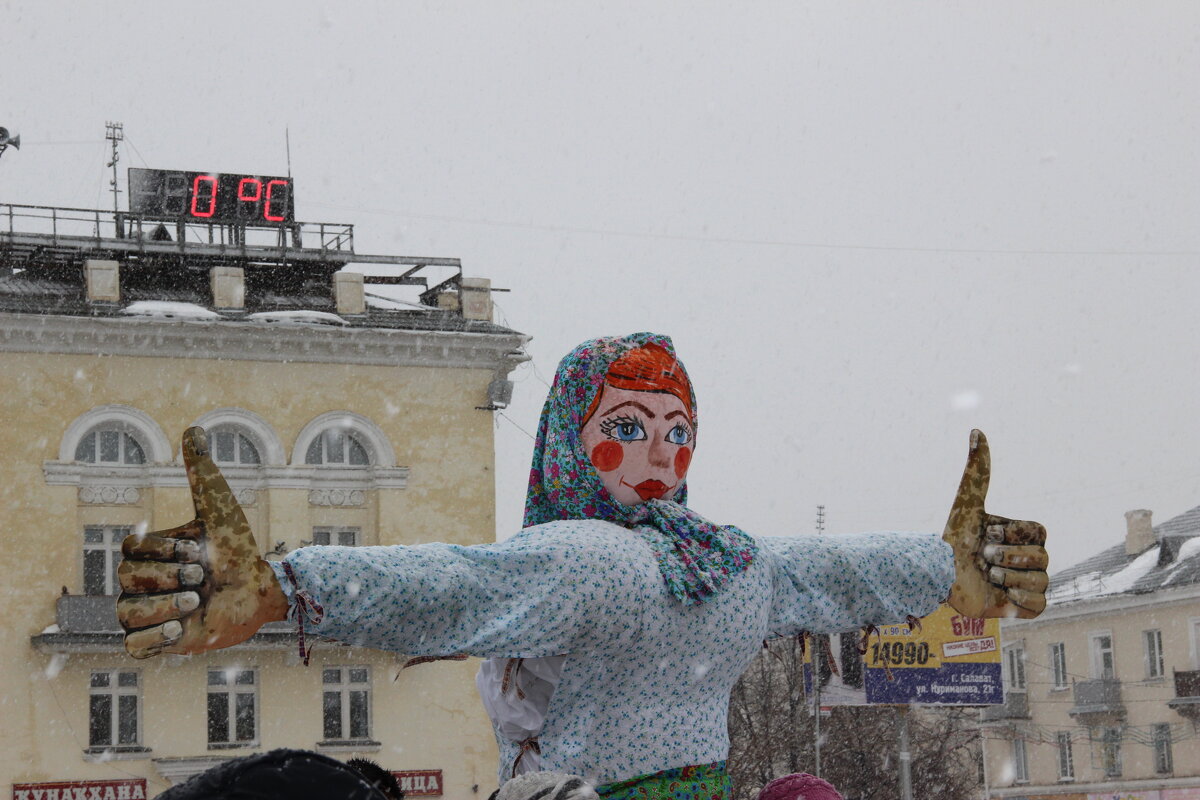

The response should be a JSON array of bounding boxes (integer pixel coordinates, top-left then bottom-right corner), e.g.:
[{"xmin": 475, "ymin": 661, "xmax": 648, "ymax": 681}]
[
  {"xmin": 84, "ymin": 259, "xmax": 120, "ymax": 304},
  {"xmin": 460, "ymin": 277, "xmax": 493, "ymax": 322},
  {"xmin": 210, "ymin": 267, "xmax": 245, "ymax": 312},
  {"xmin": 1124, "ymin": 509, "xmax": 1155, "ymax": 555},
  {"xmin": 334, "ymin": 271, "xmax": 365, "ymax": 316}
]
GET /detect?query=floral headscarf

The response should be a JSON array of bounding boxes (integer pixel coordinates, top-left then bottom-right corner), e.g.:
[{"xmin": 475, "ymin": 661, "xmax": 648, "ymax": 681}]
[{"xmin": 523, "ymin": 332, "xmax": 757, "ymax": 605}]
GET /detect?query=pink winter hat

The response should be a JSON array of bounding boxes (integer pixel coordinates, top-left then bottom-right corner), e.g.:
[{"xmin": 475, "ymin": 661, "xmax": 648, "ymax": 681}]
[{"xmin": 756, "ymin": 773, "xmax": 844, "ymax": 800}]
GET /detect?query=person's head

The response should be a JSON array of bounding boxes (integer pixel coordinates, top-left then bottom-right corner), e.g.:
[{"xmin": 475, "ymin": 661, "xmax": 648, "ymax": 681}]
[
  {"xmin": 579, "ymin": 342, "xmax": 695, "ymax": 506},
  {"xmin": 347, "ymin": 758, "xmax": 405, "ymax": 800},
  {"xmin": 756, "ymin": 773, "xmax": 844, "ymax": 800},
  {"xmin": 524, "ymin": 332, "xmax": 698, "ymax": 527}
]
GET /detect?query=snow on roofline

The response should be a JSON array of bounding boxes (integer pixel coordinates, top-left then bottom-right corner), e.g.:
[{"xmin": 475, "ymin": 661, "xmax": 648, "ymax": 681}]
[{"xmin": 121, "ymin": 301, "xmax": 222, "ymax": 320}]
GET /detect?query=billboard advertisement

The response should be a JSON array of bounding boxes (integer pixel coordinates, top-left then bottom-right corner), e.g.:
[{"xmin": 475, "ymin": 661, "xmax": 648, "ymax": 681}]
[{"xmin": 804, "ymin": 604, "xmax": 1002, "ymax": 705}]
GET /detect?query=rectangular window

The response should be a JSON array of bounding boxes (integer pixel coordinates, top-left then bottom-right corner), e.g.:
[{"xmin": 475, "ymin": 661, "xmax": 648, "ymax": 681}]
[
  {"xmin": 321, "ymin": 666, "xmax": 370, "ymax": 741},
  {"xmin": 1144, "ymin": 629, "xmax": 1164, "ymax": 678},
  {"xmin": 1101, "ymin": 727, "xmax": 1122, "ymax": 778},
  {"xmin": 1049, "ymin": 642, "xmax": 1068, "ymax": 689},
  {"xmin": 207, "ymin": 668, "xmax": 257, "ymax": 746},
  {"xmin": 1153, "ymin": 724, "xmax": 1173, "ymax": 774},
  {"xmin": 1091, "ymin": 633, "xmax": 1116, "ymax": 679},
  {"xmin": 1004, "ymin": 644, "xmax": 1026, "ymax": 691},
  {"xmin": 88, "ymin": 670, "xmax": 139, "ymax": 748},
  {"xmin": 1012, "ymin": 738, "xmax": 1028, "ymax": 783},
  {"xmin": 83, "ymin": 525, "xmax": 130, "ymax": 596},
  {"xmin": 1056, "ymin": 732, "xmax": 1074, "ymax": 780},
  {"xmin": 312, "ymin": 527, "xmax": 360, "ymax": 547}
]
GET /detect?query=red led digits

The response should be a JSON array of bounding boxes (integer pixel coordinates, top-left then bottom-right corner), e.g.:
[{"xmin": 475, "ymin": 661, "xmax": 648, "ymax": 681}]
[
  {"xmin": 237, "ymin": 177, "xmax": 263, "ymax": 201},
  {"xmin": 264, "ymin": 180, "xmax": 289, "ymax": 222},
  {"xmin": 190, "ymin": 175, "xmax": 218, "ymax": 218}
]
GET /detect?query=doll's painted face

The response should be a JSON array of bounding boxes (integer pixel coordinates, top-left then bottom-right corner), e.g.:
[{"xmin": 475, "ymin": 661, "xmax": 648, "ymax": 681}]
[{"xmin": 580, "ymin": 383, "xmax": 695, "ymax": 505}]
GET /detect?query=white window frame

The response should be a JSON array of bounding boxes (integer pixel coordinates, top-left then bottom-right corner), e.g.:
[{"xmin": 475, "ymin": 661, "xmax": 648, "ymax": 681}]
[
  {"xmin": 1012, "ymin": 737, "xmax": 1029, "ymax": 784},
  {"xmin": 311, "ymin": 526, "xmax": 360, "ymax": 547},
  {"xmin": 75, "ymin": 428, "xmax": 148, "ymax": 465},
  {"xmin": 1190, "ymin": 617, "xmax": 1200, "ymax": 670},
  {"xmin": 1003, "ymin": 643, "xmax": 1026, "ymax": 691},
  {"xmin": 305, "ymin": 428, "xmax": 372, "ymax": 466},
  {"xmin": 1144, "ymin": 629, "xmax": 1164, "ymax": 679},
  {"xmin": 88, "ymin": 669, "xmax": 141, "ymax": 750},
  {"xmin": 1090, "ymin": 631, "xmax": 1116, "ymax": 680},
  {"xmin": 83, "ymin": 524, "xmax": 130, "ymax": 596},
  {"xmin": 59, "ymin": 405, "xmax": 172, "ymax": 464},
  {"xmin": 1152, "ymin": 724, "xmax": 1173, "ymax": 775},
  {"xmin": 1049, "ymin": 642, "xmax": 1068, "ymax": 690},
  {"xmin": 209, "ymin": 427, "xmax": 262, "ymax": 466},
  {"xmin": 321, "ymin": 666, "xmax": 372, "ymax": 742},
  {"xmin": 207, "ymin": 668, "xmax": 259, "ymax": 748},
  {"xmin": 292, "ymin": 411, "xmax": 396, "ymax": 468},
  {"xmin": 190, "ymin": 407, "xmax": 285, "ymax": 465},
  {"xmin": 1056, "ymin": 731, "xmax": 1074, "ymax": 780}
]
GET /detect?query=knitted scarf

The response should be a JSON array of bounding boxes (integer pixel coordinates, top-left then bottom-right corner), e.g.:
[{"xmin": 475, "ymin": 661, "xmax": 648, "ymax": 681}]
[{"xmin": 523, "ymin": 332, "xmax": 757, "ymax": 605}]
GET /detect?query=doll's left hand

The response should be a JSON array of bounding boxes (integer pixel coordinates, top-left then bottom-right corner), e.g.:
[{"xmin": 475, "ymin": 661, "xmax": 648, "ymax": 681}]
[{"xmin": 942, "ymin": 430, "xmax": 1049, "ymax": 619}]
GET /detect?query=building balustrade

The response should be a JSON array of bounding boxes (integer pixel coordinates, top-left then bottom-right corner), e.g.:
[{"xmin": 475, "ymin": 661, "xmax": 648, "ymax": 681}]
[
  {"xmin": 979, "ymin": 690, "xmax": 1029, "ymax": 722},
  {"xmin": 1068, "ymin": 677, "xmax": 1125, "ymax": 721},
  {"xmin": 1167, "ymin": 669, "xmax": 1200, "ymax": 719}
]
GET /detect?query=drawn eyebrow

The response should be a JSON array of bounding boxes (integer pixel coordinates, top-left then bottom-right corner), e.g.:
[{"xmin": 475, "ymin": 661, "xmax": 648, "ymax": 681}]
[
  {"xmin": 664, "ymin": 410, "xmax": 689, "ymax": 423},
  {"xmin": 599, "ymin": 400, "xmax": 655, "ymax": 419}
]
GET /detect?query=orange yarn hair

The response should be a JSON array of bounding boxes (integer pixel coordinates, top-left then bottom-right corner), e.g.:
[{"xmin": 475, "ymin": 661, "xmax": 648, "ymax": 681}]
[{"xmin": 582, "ymin": 342, "xmax": 695, "ymax": 426}]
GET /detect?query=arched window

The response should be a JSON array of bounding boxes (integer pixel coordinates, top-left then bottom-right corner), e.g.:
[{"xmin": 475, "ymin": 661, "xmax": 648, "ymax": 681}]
[
  {"xmin": 209, "ymin": 427, "xmax": 262, "ymax": 466},
  {"xmin": 305, "ymin": 429, "xmax": 370, "ymax": 466},
  {"xmin": 75, "ymin": 428, "xmax": 147, "ymax": 465}
]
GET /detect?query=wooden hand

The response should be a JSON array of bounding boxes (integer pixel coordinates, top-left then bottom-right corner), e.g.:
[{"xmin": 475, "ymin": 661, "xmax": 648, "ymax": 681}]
[
  {"xmin": 943, "ymin": 429, "xmax": 1049, "ymax": 619},
  {"xmin": 117, "ymin": 426, "xmax": 289, "ymax": 659}
]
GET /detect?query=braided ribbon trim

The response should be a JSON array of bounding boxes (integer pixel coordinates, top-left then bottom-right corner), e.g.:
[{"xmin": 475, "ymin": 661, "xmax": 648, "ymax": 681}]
[{"xmin": 281, "ymin": 561, "xmax": 324, "ymax": 666}]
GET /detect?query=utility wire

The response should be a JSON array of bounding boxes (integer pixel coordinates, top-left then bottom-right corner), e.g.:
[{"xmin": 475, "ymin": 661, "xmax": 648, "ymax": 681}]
[{"xmin": 304, "ymin": 200, "xmax": 1200, "ymax": 258}]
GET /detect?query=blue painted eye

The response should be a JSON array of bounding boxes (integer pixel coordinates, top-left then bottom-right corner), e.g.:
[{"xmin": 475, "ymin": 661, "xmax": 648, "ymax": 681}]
[
  {"xmin": 667, "ymin": 425, "xmax": 691, "ymax": 445},
  {"xmin": 614, "ymin": 422, "xmax": 646, "ymax": 441}
]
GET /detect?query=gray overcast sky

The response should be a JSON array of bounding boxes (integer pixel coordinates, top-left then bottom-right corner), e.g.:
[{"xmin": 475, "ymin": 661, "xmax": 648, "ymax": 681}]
[{"xmin": 3, "ymin": 2, "xmax": 1198, "ymax": 572}]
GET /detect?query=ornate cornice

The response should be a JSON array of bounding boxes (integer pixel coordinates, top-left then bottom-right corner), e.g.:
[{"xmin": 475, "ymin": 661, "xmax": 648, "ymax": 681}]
[{"xmin": 0, "ymin": 312, "xmax": 530, "ymax": 372}]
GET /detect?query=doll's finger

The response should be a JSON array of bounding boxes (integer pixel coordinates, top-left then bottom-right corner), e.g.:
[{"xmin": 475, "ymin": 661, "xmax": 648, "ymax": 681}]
[
  {"xmin": 118, "ymin": 561, "xmax": 204, "ymax": 593},
  {"xmin": 987, "ymin": 566, "xmax": 1048, "ymax": 593},
  {"xmin": 984, "ymin": 518, "xmax": 1046, "ymax": 546},
  {"xmin": 117, "ymin": 592, "xmax": 200, "ymax": 630},
  {"xmin": 1005, "ymin": 587, "xmax": 1047, "ymax": 616},
  {"xmin": 122, "ymin": 532, "xmax": 202, "ymax": 562},
  {"xmin": 124, "ymin": 621, "xmax": 183, "ymax": 659},
  {"xmin": 981, "ymin": 544, "xmax": 1049, "ymax": 570}
]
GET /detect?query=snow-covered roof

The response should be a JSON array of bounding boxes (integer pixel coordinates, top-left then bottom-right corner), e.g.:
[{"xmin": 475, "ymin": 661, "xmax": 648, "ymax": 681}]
[
  {"xmin": 1047, "ymin": 503, "xmax": 1200, "ymax": 605},
  {"xmin": 248, "ymin": 310, "xmax": 349, "ymax": 326},
  {"xmin": 121, "ymin": 301, "xmax": 222, "ymax": 320}
]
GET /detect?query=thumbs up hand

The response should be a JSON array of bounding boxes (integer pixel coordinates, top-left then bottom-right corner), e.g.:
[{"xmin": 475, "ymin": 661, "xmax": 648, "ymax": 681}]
[
  {"xmin": 117, "ymin": 427, "xmax": 289, "ymax": 658},
  {"xmin": 943, "ymin": 430, "xmax": 1049, "ymax": 619}
]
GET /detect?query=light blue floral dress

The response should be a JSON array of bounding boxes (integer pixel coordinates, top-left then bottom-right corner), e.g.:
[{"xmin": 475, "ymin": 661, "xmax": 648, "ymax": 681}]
[{"xmin": 271, "ymin": 520, "xmax": 953, "ymax": 785}]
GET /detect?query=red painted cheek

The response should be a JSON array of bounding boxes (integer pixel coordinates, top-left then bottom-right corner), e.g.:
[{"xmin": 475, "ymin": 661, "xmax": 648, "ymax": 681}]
[
  {"xmin": 590, "ymin": 441, "xmax": 624, "ymax": 472},
  {"xmin": 674, "ymin": 447, "xmax": 692, "ymax": 479}
]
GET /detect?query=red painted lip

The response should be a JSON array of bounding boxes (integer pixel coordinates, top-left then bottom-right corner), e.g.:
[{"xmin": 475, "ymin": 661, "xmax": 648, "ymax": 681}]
[{"xmin": 633, "ymin": 480, "xmax": 670, "ymax": 501}]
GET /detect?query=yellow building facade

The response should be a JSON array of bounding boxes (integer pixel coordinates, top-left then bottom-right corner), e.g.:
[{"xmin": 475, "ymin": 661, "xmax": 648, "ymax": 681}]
[
  {"xmin": 0, "ymin": 208, "xmax": 527, "ymax": 797},
  {"xmin": 981, "ymin": 508, "xmax": 1200, "ymax": 800}
]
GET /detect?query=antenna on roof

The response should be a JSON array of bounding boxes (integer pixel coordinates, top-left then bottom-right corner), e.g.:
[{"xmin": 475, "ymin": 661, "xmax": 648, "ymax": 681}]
[
  {"xmin": 105, "ymin": 121, "xmax": 124, "ymax": 215},
  {"xmin": 285, "ymin": 127, "xmax": 292, "ymax": 181}
]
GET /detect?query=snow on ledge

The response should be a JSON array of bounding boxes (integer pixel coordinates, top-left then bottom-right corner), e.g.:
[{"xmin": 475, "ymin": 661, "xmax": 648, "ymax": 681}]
[
  {"xmin": 121, "ymin": 301, "xmax": 222, "ymax": 320},
  {"xmin": 248, "ymin": 310, "xmax": 349, "ymax": 326}
]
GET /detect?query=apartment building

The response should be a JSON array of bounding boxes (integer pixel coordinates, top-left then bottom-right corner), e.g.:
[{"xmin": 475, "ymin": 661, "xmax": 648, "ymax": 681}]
[
  {"xmin": 981, "ymin": 506, "xmax": 1200, "ymax": 800},
  {"xmin": 0, "ymin": 200, "xmax": 527, "ymax": 797}
]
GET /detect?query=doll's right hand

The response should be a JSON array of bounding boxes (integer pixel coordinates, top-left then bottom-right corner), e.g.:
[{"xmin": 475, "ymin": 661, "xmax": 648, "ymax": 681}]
[{"xmin": 117, "ymin": 427, "xmax": 289, "ymax": 659}]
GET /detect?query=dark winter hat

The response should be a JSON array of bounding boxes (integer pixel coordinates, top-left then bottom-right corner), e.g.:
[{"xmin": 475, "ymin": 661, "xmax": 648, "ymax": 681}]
[
  {"xmin": 756, "ymin": 773, "xmax": 844, "ymax": 800},
  {"xmin": 153, "ymin": 748, "xmax": 390, "ymax": 800}
]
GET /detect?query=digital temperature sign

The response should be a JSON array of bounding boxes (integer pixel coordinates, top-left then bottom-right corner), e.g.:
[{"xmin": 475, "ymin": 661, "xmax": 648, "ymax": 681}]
[{"xmin": 128, "ymin": 167, "xmax": 295, "ymax": 226}]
